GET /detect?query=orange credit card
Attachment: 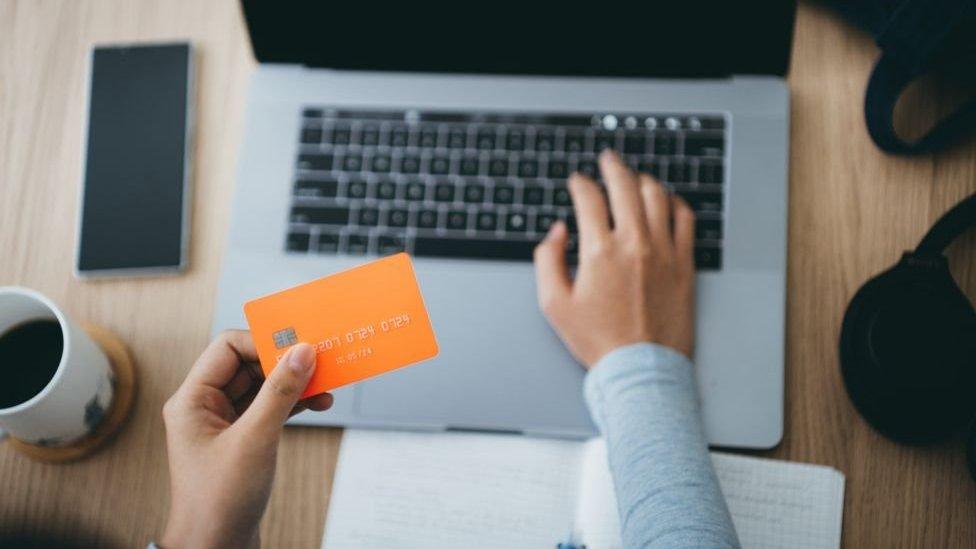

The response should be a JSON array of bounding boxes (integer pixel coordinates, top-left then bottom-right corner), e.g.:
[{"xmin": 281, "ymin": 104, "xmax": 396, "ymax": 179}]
[{"xmin": 243, "ymin": 253, "xmax": 439, "ymax": 397}]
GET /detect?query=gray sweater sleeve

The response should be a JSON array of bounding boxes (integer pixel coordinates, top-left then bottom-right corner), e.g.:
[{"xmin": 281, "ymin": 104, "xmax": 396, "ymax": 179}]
[{"xmin": 583, "ymin": 343, "xmax": 740, "ymax": 549}]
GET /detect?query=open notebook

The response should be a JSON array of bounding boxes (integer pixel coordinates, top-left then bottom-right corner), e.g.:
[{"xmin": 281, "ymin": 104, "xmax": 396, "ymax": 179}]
[{"xmin": 323, "ymin": 430, "xmax": 845, "ymax": 548}]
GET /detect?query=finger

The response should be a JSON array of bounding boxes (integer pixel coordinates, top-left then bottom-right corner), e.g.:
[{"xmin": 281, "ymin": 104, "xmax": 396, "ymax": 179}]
[
  {"xmin": 639, "ymin": 174, "xmax": 672, "ymax": 251},
  {"xmin": 223, "ymin": 368, "xmax": 255, "ymax": 402},
  {"xmin": 305, "ymin": 393, "xmax": 334, "ymax": 411},
  {"xmin": 187, "ymin": 330, "xmax": 258, "ymax": 389},
  {"xmin": 297, "ymin": 393, "xmax": 334, "ymax": 414},
  {"xmin": 238, "ymin": 343, "xmax": 316, "ymax": 437},
  {"xmin": 232, "ymin": 387, "xmax": 259, "ymax": 418},
  {"xmin": 600, "ymin": 150, "xmax": 646, "ymax": 236},
  {"xmin": 568, "ymin": 175, "xmax": 610, "ymax": 257},
  {"xmin": 288, "ymin": 402, "xmax": 307, "ymax": 419},
  {"xmin": 671, "ymin": 194, "xmax": 696, "ymax": 270},
  {"xmin": 533, "ymin": 221, "xmax": 572, "ymax": 312}
]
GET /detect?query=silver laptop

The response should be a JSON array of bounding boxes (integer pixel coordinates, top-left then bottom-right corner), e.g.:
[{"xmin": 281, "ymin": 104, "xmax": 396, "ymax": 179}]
[{"xmin": 212, "ymin": 2, "xmax": 795, "ymax": 448}]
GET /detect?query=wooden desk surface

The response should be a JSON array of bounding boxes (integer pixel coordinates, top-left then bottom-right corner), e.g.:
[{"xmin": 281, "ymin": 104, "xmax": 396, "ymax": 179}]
[{"xmin": 1, "ymin": 1, "xmax": 974, "ymax": 546}]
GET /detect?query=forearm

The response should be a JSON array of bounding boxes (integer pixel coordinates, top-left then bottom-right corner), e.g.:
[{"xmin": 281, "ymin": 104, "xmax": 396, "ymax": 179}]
[{"xmin": 584, "ymin": 343, "xmax": 739, "ymax": 549}]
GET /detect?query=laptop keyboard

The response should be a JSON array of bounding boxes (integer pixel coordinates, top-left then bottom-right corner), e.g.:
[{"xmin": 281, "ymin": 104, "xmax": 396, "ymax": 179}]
[{"xmin": 287, "ymin": 108, "xmax": 726, "ymax": 269}]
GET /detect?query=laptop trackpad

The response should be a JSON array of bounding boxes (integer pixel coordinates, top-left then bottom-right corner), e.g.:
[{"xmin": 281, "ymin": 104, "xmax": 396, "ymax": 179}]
[{"xmin": 354, "ymin": 259, "xmax": 595, "ymax": 436}]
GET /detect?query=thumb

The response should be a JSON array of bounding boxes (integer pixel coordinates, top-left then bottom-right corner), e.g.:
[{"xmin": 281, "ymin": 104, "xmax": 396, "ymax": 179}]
[{"xmin": 239, "ymin": 343, "xmax": 316, "ymax": 437}]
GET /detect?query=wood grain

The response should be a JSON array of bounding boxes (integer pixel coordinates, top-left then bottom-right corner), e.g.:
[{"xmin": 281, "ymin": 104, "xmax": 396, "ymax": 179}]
[{"xmin": 0, "ymin": 1, "xmax": 973, "ymax": 547}]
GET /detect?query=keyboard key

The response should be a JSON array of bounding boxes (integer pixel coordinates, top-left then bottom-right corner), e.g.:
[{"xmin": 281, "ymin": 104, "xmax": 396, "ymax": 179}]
[
  {"xmin": 375, "ymin": 179, "xmax": 396, "ymax": 200},
  {"xmin": 317, "ymin": 232, "xmax": 340, "ymax": 253},
  {"xmin": 460, "ymin": 156, "xmax": 480, "ymax": 176},
  {"xmin": 399, "ymin": 155, "xmax": 421, "ymax": 173},
  {"xmin": 698, "ymin": 160, "xmax": 724, "ymax": 184},
  {"xmin": 476, "ymin": 210, "xmax": 498, "ymax": 231},
  {"xmin": 342, "ymin": 155, "xmax": 363, "ymax": 172},
  {"xmin": 668, "ymin": 160, "xmax": 691, "ymax": 183},
  {"xmin": 434, "ymin": 182, "xmax": 456, "ymax": 202},
  {"xmin": 303, "ymin": 108, "xmax": 323, "ymax": 119},
  {"xmin": 301, "ymin": 127, "xmax": 322, "ymax": 144},
  {"xmin": 654, "ymin": 132, "xmax": 677, "ymax": 155},
  {"xmin": 506, "ymin": 212, "xmax": 528, "ymax": 232},
  {"xmin": 564, "ymin": 131, "xmax": 585, "ymax": 153},
  {"xmin": 290, "ymin": 206, "xmax": 349, "ymax": 225},
  {"xmin": 358, "ymin": 207, "xmax": 379, "ymax": 226},
  {"xmin": 535, "ymin": 130, "xmax": 555, "ymax": 152},
  {"xmin": 680, "ymin": 191, "xmax": 723, "ymax": 213},
  {"xmin": 404, "ymin": 181, "xmax": 426, "ymax": 201},
  {"xmin": 389, "ymin": 126, "xmax": 409, "ymax": 147},
  {"xmin": 360, "ymin": 125, "xmax": 380, "ymax": 146},
  {"xmin": 417, "ymin": 209, "xmax": 439, "ymax": 229},
  {"xmin": 346, "ymin": 179, "xmax": 368, "ymax": 199},
  {"xmin": 448, "ymin": 128, "xmax": 467, "ymax": 148},
  {"xmin": 638, "ymin": 159, "xmax": 662, "ymax": 179},
  {"xmin": 378, "ymin": 235, "xmax": 406, "ymax": 255},
  {"xmin": 488, "ymin": 157, "xmax": 509, "ymax": 177},
  {"xmin": 564, "ymin": 213, "xmax": 578, "ymax": 233},
  {"xmin": 623, "ymin": 154, "xmax": 641, "ymax": 171},
  {"xmin": 286, "ymin": 232, "xmax": 310, "ymax": 252},
  {"xmin": 548, "ymin": 160, "xmax": 569, "ymax": 179},
  {"xmin": 463, "ymin": 183, "xmax": 486, "ymax": 203},
  {"xmin": 344, "ymin": 233, "xmax": 369, "ymax": 254},
  {"xmin": 294, "ymin": 178, "xmax": 338, "ymax": 198},
  {"xmin": 370, "ymin": 155, "xmax": 392, "ymax": 172},
  {"xmin": 297, "ymin": 154, "xmax": 332, "ymax": 171},
  {"xmin": 523, "ymin": 184, "xmax": 545, "ymax": 205},
  {"xmin": 476, "ymin": 129, "xmax": 497, "ymax": 150},
  {"xmin": 684, "ymin": 135, "xmax": 724, "ymax": 156},
  {"xmin": 624, "ymin": 134, "xmax": 646, "ymax": 154},
  {"xmin": 694, "ymin": 246, "xmax": 721, "ymax": 269},
  {"xmin": 493, "ymin": 184, "xmax": 515, "ymax": 204},
  {"xmin": 414, "ymin": 236, "xmax": 538, "ymax": 261},
  {"xmin": 552, "ymin": 185, "xmax": 572, "ymax": 206},
  {"xmin": 446, "ymin": 210, "xmax": 468, "ymax": 230},
  {"xmin": 700, "ymin": 116, "xmax": 726, "ymax": 130},
  {"xmin": 696, "ymin": 218, "xmax": 723, "ymax": 240},
  {"xmin": 506, "ymin": 129, "xmax": 526, "ymax": 151},
  {"xmin": 536, "ymin": 213, "xmax": 557, "ymax": 232},
  {"xmin": 430, "ymin": 155, "xmax": 451, "ymax": 175},
  {"xmin": 518, "ymin": 159, "xmax": 539, "ymax": 178},
  {"xmin": 332, "ymin": 125, "xmax": 351, "ymax": 145},
  {"xmin": 419, "ymin": 126, "xmax": 439, "ymax": 148},
  {"xmin": 387, "ymin": 208, "xmax": 409, "ymax": 227},
  {"xmin": 593, "ymin": 131, "xmax": 616, "ymax": 153},
  {"xmin": 577, "ymin": 159, "xmax": 598, "ymax": 178}
]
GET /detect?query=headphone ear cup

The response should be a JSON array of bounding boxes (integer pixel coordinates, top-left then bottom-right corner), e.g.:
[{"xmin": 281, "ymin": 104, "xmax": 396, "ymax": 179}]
[{"xmin": 840, "ymin": 254, "xmax": 976, "ymax": 444}]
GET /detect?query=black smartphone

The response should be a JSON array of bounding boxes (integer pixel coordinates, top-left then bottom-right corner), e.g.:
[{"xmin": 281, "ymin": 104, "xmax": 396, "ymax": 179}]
[{"xmin": 76, "ymin": 43, "xmax": 193, "ymax": 277}]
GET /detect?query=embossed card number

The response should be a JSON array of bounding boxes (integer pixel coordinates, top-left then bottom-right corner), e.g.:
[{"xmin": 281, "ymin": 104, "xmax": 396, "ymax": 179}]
[{"xmin": 244, "ymin": 254, "xmax": 439, "ymax": 397}]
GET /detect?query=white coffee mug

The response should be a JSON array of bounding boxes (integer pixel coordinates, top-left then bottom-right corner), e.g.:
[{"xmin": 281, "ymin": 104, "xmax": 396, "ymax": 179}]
[{"xmin": 0, "ymin": 287, "xmax": 114, "ymax": 446}]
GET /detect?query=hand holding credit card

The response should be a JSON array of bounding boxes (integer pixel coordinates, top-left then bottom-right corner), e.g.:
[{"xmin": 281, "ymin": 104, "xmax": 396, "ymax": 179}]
[{"xmin": 243, "ymin": 253, "xmax": 439, "ymax": 398}]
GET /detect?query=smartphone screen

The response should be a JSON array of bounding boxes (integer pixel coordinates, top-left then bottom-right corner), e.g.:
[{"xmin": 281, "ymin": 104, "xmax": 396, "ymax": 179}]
[{"xmin": 77, "ymin": 43, "xmax": 192, "ymax": 276}]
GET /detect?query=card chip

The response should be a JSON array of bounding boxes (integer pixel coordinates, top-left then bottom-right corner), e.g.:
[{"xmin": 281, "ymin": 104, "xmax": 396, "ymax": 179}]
[{"xmin": 273, "ymin": 327, "xmax": 298, "ymax": 349}]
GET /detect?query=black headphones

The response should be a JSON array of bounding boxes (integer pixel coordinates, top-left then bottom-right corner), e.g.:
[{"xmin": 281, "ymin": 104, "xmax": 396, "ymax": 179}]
[{"xmin": 840, "ymin": 193, "xmax": 976, "ymax": 479}]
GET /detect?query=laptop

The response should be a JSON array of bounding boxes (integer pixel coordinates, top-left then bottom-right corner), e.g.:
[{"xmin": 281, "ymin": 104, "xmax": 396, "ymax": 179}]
[{"xmin": 212, "ymin": 2, "xmax": 796, "ymax": 448}]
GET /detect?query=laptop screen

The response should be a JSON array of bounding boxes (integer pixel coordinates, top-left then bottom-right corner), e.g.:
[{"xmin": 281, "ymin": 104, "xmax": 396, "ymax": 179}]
[{"xmin": 241, "ymin": 2, "xmax": 796, "ymax": 78}]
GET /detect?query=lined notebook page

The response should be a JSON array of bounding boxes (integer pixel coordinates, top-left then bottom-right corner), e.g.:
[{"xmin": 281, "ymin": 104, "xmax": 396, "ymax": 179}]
[
  {"xmin": 322, "ymin": 430, "xmax": 581, "ymax": 548},
  {"xmin": 576, "ymin": 440, "xmax": 845, "ymax": 549},
  {"xmin": 710, "ymin": 452, "xmax": 845, "ymax": 549}
]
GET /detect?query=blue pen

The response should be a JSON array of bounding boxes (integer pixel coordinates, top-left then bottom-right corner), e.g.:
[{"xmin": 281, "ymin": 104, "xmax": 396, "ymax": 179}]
[{"xmin": 556, "ymin": 528, "xmax": 586, "ymax": 549}]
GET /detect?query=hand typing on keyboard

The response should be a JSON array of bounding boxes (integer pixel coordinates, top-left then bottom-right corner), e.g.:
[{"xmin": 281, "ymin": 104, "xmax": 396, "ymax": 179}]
[{"xmin": 534, "ymin": 150, "xmax": 696, "ymax": 368}]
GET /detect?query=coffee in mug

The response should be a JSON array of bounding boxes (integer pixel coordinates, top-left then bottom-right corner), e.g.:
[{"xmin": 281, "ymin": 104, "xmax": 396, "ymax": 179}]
[{"xmin": 0, "ymin": 287, "xmax": 114, "ymax": 446}]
